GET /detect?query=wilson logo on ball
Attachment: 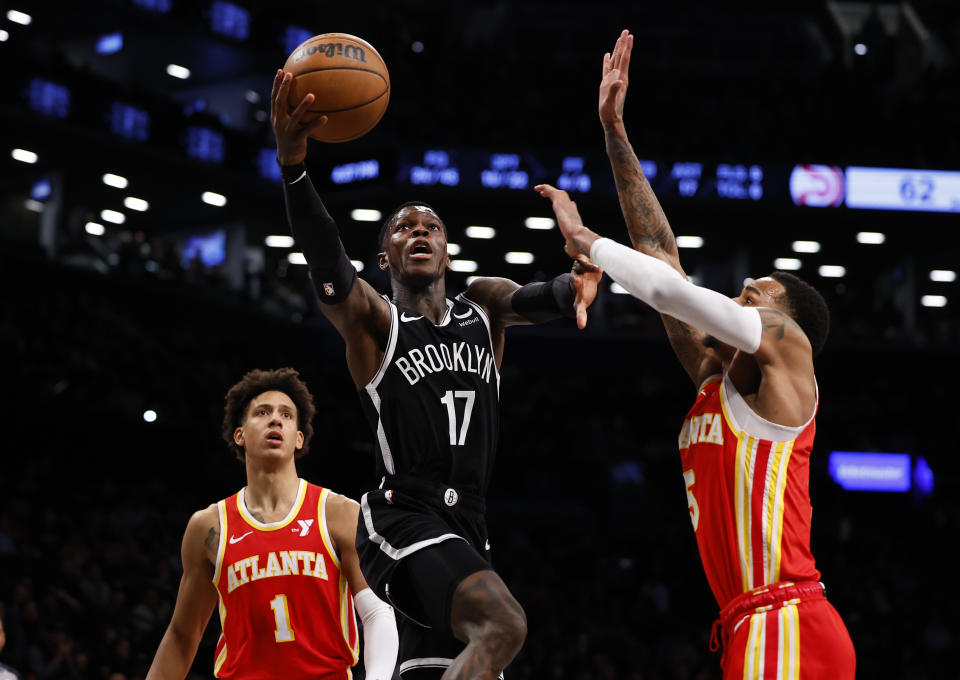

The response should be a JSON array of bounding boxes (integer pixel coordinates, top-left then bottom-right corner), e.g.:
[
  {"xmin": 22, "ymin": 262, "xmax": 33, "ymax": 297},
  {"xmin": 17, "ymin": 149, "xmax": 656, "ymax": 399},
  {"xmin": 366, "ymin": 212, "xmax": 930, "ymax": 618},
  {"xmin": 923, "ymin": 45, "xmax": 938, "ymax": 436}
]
[{"xmin": 293, "ymin": 43, "xmax": 367, "ymax": 64}]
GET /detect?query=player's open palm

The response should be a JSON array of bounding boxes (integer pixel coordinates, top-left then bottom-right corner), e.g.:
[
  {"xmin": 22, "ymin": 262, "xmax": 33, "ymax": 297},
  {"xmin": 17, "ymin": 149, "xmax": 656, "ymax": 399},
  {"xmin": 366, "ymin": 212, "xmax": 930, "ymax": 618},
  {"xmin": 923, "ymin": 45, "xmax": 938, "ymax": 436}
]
[
  {"xmin": 571, "ymin": 259, "xmax": 602, "ymax": 330},
  {"xmin": 599, "ymin": 29, "xmax": 633, "ymax": 125},
  {"xmin": 271, "ymin": 70, "xmax": 327, "ymax": 165}
]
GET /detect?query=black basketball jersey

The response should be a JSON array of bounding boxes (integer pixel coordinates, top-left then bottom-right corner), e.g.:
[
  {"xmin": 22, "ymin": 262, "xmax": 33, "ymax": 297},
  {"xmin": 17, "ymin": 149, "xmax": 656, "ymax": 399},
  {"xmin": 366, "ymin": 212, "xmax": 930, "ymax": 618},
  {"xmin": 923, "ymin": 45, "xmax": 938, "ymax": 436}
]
[{"xmin": 358, "ymin": 293, "xmax": 501, "ymax": 497}]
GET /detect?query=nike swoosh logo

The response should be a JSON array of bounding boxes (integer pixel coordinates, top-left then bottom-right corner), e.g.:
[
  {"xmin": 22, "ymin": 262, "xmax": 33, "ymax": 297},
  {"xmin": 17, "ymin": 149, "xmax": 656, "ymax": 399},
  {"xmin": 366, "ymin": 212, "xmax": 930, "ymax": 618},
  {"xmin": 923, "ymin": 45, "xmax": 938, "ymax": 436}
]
[
  {"xmin": 229, "ymin": 531, "xmax": 253, "ymax": 544},
  {"xmin": 453, "ymin": 308, "xmax": 473, "ymax": 319},
  {"xmin": 400, "ymin": 312, "xmax": 423, "ymax": 322}
]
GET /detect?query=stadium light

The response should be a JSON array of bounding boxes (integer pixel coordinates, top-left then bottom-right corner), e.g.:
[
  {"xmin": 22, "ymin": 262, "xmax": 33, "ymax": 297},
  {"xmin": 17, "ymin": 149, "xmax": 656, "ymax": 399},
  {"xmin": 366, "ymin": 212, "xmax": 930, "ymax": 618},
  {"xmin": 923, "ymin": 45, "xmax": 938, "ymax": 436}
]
[
  {"xmin": 166, "ymin": 64, "xmax": 191, "ymax": 79},
  {"xmin": 85, "ymin": 222, "xmax": 105, "ymax": 236},
  {"xmin": 265, "ymin": 235, "xmax": 294, "ymax": 248},
  {"xmin": 446, "ymin": 243, "xmax": 461, "ymax": 256},
  {"xmin": 929, "ymin": 270, "xmax": 956, "ymax": 283},
  {"xmin": 351, "ymin": 209, "xmax": 381, "ymax": 222},
  {"xmin": 6, "ymin": 10, "xmax": 31, "ymax": 25},
  {"xmin": 123, "ymin": 196, "xmax": 149, "ymax": 212},
  {"xmin": 202, "ymin": 191, "xmax": 227, "ymax": 207},
  {"xmin": 792, "ymin": 240, "xmax": 821, "ymax": 253},
  {"xmin": 505, "ymin": 252, "xmax": 534, "ymax": 264},
  {"xmin": 102, "ymin": 173, "xmax": 128, "ymax": 189},
  {"xmin": 818, "ymin": 265, "xmax": 846, "ymax": 278},
  {"xmin": 676, "ymin": 236, "xmax": 704, "ymax": 249},
  {"xmin": 856, "ymin": 231, "xmax": 885, "ymax": 245},
  {"xmin": 11, "ymin": 148, "xmax": 37, "ymax": 163},
  {"xmin": 921, "ymin": 295, "xmax": 947, "ymax": 308},
  {"xmin": 773, "ymin": 258, "xmax": 802, "ymax": 271},
  {"xmin": 465, "ymin": 226, "xmax": 495, "ymax": 239},
  {"xmin": 288, "ymin": 252, "xmax": 307, "ymax": 265},
  {"xmin": 450, "ymin": 259, "xmax": 478, "ymax": 272},
  {"xmin": 524, "ymin": 217, "xmax": 554, "ymax": 230},
  {"xmin": 101, "ymin": 209, "xmax": 125, "ymax": 224}
]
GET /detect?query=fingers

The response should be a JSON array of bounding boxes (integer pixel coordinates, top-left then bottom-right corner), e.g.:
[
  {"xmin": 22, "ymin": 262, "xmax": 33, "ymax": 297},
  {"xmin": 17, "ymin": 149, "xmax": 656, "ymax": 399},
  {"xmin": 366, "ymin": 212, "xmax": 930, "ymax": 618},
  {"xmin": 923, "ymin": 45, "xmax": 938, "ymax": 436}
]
[
  {"xmin": 288, "ymin": 91, "xmax": 316, "ymax": 129},
  {"xmin": 576, "ymin": 300, "xmax": 587, "ymax": 330},
  {"xmin": 270, "ymin": 69, "xmax": 284, "ymax": 106},
  {"xmin": 302, "ymin": 114, "xmax": 328, "ymax": 137}
]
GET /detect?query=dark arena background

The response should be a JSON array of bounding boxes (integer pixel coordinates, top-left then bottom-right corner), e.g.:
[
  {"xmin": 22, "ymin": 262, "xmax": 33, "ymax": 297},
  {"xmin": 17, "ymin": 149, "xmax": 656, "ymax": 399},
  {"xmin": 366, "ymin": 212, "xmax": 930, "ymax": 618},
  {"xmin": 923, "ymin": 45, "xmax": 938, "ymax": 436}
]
[{"xmin": 1, "ymin": 2, "xmax": 958, "ymax": 679}]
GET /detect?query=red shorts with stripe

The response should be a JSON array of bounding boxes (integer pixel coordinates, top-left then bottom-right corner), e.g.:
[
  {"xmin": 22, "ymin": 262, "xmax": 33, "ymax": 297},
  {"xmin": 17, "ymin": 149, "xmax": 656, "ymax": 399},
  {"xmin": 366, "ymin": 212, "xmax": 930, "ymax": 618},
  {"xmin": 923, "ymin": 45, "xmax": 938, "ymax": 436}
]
[{"xmin": 717, "ymin": 581, "xmax": 855, "ymax": 680}]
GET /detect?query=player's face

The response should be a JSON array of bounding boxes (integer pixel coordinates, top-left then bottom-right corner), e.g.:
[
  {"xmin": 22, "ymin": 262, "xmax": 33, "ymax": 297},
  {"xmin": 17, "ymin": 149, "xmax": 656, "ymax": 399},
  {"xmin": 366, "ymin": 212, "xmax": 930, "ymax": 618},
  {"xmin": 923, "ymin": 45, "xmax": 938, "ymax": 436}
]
[
  {"xmin": 379, "ymin": 206, "xmax": 451, "ymax": 283},
  {"xmin": 732, "ymin": 276, "xmax": 788, "ymax": 312},
  {"xmin": 234, "ymin": 390, "xmax": 304, "ymax": 461}
]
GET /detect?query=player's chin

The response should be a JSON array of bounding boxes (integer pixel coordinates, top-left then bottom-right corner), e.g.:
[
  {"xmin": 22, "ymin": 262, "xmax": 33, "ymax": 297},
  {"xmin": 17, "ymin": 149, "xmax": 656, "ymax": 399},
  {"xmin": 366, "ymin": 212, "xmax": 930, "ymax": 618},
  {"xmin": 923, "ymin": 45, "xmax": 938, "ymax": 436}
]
[{"xmin": 400, "ymin": 264, "xmax": 444, "ymax": 285}]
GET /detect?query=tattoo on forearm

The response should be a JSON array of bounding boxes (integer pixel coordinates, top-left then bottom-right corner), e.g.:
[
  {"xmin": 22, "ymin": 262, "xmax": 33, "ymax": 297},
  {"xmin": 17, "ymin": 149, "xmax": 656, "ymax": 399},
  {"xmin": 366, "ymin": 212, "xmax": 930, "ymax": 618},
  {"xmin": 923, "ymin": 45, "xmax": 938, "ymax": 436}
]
[{"xmin": 603, "ymin": 125, "xmax": 676, "ymax": 254}]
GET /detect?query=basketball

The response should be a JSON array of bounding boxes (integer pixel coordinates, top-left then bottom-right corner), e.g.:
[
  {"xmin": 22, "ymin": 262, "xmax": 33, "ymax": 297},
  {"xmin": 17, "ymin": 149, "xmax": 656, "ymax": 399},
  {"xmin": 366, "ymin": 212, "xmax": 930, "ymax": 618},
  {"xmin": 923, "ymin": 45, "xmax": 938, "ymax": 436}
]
[{"xmin": 282, "ymin": 33, "xmax": 390, "ymax": 143}]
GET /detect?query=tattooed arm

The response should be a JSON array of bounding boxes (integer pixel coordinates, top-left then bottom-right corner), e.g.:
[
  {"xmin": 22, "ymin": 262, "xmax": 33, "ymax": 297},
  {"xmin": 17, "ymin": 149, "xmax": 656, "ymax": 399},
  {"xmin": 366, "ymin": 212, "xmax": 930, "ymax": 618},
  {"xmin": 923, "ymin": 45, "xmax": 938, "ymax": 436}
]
[
  {"xmin": 145, "ymin": 505, "xmax": 219, "ymax": 680},
  {"xmin": 599, "ymin": 30, "xmax": 717, "ymax": 384}
]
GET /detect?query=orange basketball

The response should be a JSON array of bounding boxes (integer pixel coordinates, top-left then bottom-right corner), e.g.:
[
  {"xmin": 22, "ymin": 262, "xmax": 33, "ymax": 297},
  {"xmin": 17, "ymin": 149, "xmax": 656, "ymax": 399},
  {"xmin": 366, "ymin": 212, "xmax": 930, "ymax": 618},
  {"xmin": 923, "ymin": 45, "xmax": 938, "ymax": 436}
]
[{"xmin": 283, "ymin": 33, "xmax": 390, "ymax": 143}]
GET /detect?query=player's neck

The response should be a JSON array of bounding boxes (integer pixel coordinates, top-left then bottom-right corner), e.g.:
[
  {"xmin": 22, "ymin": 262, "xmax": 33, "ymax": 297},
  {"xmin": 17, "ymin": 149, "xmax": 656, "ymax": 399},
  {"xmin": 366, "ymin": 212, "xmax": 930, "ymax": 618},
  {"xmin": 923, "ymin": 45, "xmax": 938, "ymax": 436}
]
[
  {"xmin": 393, "ymin": 279, "xmax": 448, "ymax": 323},
  {"xmin": 243, "ymin": 462, "xmax": 301, "ymax": 522}
]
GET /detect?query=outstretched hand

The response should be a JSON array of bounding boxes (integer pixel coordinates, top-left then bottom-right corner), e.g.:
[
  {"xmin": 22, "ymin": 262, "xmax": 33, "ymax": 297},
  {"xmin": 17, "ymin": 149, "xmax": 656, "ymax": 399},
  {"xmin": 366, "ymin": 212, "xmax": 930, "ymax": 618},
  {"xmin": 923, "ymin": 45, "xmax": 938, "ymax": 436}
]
[
  {"xmin": 599, "ymin": 29, "xmax": 633, "ymax": 126},
  {"xmin": 271, "ymin": 70, "xmax": 328, "ymax": 166},
  {"xmin": 570, "ymin": 258, "xmax": 602, "ymax": 330},
  {"xmin": 534, "ymin": 184, "xmax": 603, "ymax": 329}
]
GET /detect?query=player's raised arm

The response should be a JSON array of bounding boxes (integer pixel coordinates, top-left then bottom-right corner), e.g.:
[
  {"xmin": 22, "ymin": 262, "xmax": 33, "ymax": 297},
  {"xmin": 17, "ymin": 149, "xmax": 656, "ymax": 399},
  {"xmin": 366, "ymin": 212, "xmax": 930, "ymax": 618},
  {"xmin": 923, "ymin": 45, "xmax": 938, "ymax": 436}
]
[
  {"xmin": 145, "ymin": 507, "xmax": 220, "ymax": 680},
  {"xmin": 271, "ymin": 70, "xmax": 390, "ymax": 387},
  {"xmin": 463, "ymin": 258, "xmax": 601, "ymax": 334},
  {"xmin": 538, "ymin": 185, "xmax": 809, "ymax": 357}
]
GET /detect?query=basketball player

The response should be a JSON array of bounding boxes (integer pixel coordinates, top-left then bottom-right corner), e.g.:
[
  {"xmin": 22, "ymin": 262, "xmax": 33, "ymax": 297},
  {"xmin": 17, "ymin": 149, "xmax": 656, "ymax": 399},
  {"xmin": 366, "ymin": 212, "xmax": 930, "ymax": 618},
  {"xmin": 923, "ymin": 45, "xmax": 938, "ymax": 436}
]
[
  {"xmin": 145, "ymin": 368, "xmax": 398, "ymax": 680},
  {"xmin": 271, "ymin": 69, "xmax": 601, "ymax": 680},
  {"xmin": 534, "ymin": 30, "xmax": 856, "ymax": 679}
]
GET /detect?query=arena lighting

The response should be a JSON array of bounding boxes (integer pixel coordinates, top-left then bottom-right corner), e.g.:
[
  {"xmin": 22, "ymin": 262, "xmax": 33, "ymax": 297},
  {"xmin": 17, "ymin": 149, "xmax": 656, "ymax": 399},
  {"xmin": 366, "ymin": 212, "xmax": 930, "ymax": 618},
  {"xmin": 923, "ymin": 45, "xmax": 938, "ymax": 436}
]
[
  {"xmin": 854, "ymin": 43, "xmax": 868, "ymax": 56},
  {"xmin": 773, "ymin": 258, "xmax": 802, "ymax": 271},
  {"xmin": 287, "ymin": 252, "xmax": 307, "ymax": 265},
  {"xmin": 792, "ymin": 240, "xmax": 821, "ymax": 253},
  {"xmin": 30, "ymin": 179, "xmax": 50, "ymax": 200},
  {"xmin": 921, "ymin": 295, "xmax": 947, "ymax": 308},
  {"xmin": 818, "ymin": 265, "xmax": 846, "ymax": 278},
  {"xmin": 505, "ymin": 252, "xmax": 535, "ymax": 264},
  {"xmin": 465, "ymin": 226, "xmax": 496, "ymax": 239},
  {"xmin": 446, "ymin": 243, "xmax": 461, "ymax": 256},
  {"xmin": 6, "ymin": 10, "xmax": 31, "ymax": 25},
  {"xmin": 829, "ymin": 452, "xmax": 910, "ymax": 492},
  {"xmin": 245, "ymin": 90, "xmax": 260, "ymax": 103},
  {"xmin": 142, "ymin": 410, "xmax": 158, "ymax": 423},
  {"xmin": 102, "ymin": 173, "xmax": 128, "ymax": 189},
  {"xmin": 351, "ymin": 209, "xmax": 381, "ymax": 222},
  {"xmin": 123, "ymin": 196, "xmax": 149, "ymax": 212},
  {"xmin": 411, "ymin": 41, "xmax": 424, "ymax": 53},
  {"xmin": 166, "ymin": 64, "xmax": 191, "ymax": 79},
  {"xmin": 85, "ymin": 222, "xmax": 105, "ymax": 236},
  {"xmin": 24, "ymin": 199, "xmax": 43, "ymax": 212},
  {"xmin": 11, "ymin": 148, "xmax": 37, "ymax": 163},
  {"xmin": 0, "ymin": 30, "xmax": 9, "ymax": 42},
  {"xmin": 201, "ymin": 191, "xmax": 227, "ymax": 207},
  {"xmin": 95, "ymin": 32, "xmax": 123, "ymax": 55},
  {"xmin": 265, "ymin": 235, "xmax": 294, "ymax": 248},
  {"xmin": 351, "ymin": 260, "xmax": 365, "ymax": 272},
  {"xmin": 610, "ymin": 282, "xmax": 630, "ymax": 295},
  {"xmin": 450, "ymin": 260, "xmax": 478, "ymax": 272},
  {"xmin": 929, "ymin": 270, "xmax": 956, "ymax": 283},
  {"xmin": 101, "ymin": 209, "xmax": 125, "ymax": 224},
  {"xmin": 524, "ymin": 217, "xmax": 554, "ymax": 230},
  {"xmin": 856, "ymin": 231, "xmax": 886, "ymax": 244},
  {"xmin": 676, "ymin": 236, "xmax": 704, "ymax": 248}
]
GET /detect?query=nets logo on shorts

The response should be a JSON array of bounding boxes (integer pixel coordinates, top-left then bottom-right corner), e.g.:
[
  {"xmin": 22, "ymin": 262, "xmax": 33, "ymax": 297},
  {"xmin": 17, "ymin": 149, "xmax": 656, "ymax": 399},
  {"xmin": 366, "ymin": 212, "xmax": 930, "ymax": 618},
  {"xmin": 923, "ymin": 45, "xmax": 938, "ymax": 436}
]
[{"xmin": 322, "ymin": 282, "xmax": 335, "ymax": 296}]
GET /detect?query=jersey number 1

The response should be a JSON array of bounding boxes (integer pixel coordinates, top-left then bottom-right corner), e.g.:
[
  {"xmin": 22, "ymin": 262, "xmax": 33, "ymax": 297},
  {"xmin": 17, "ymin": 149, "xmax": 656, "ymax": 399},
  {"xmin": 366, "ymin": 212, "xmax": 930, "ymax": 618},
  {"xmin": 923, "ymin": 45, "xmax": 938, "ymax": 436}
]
[
  {"xmin": 440, "ymin": 390, "xmax": 476, "ymax": 445},
  {"xmin": 270, "ymin": 594, "xmax": 294, "ymax": 642}
]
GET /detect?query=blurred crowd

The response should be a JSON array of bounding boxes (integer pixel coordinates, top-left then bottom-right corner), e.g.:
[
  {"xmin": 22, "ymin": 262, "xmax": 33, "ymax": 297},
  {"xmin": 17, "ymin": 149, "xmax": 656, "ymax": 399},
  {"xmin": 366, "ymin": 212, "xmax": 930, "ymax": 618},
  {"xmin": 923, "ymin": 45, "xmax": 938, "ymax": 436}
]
[{"xmin": 1, "ymin": 246, "xmax": 957, "ymax": 679}]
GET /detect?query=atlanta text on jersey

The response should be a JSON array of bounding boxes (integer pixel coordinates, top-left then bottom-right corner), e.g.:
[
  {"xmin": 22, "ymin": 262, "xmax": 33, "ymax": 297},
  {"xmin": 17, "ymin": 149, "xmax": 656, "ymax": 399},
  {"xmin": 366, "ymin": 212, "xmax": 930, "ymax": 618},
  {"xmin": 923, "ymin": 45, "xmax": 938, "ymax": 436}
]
[
  {"xmin": 678, "ymin": 412, "xmax": 724, "ymax": 450},
  {"xmin": 225, "ymin": 550, "xmax": 329, "ymax": 593}
]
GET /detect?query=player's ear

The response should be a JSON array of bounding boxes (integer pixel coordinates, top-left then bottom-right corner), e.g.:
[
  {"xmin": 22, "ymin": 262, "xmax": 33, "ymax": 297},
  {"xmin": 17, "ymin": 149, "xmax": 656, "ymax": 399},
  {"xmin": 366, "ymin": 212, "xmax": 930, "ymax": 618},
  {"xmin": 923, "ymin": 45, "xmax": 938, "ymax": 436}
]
[
  {"xmin": 445, "ymin": 251, "xmax": 452, "ymax": 271},
  {"xmin": 295, "ymin": 430, "xmax": 304, "ymax": 450},
  {"xmin": 234, "ymin": 427, "xmax": 244, "ymax": 446},
  {"xmin": 377, "ymin": 251, "xmax": 389, "ymax": 271}
]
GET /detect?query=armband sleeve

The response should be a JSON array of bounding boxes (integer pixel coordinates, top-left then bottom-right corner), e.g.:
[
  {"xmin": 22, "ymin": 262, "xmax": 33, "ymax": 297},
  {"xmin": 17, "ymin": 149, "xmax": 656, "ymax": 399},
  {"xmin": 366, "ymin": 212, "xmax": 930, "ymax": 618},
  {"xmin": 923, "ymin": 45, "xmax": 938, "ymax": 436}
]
[
  {"xmin": 589, "ymin": 238, "xmax": 762, "ymax": 352},
  {"xmin": 353, "ymin": 588, "xmax": 397, "ymax": 680},
  {"xmin": 509, "ymin": 273, "xmax": 576, "ymax": 323},
  {"xmin": 281, "ymin": 163, "xmax": 357, "ymax": 304}
]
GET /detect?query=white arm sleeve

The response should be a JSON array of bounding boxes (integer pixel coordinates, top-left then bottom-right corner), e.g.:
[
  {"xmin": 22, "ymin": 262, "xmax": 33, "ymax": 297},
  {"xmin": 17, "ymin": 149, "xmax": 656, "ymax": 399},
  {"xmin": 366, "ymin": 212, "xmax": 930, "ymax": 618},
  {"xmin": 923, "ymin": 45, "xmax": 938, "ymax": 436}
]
[
  {"xmin": 353, "ymin": 587, "xmax": 398, "ymax": 680},
  {"xmin": 590, "ymin": 238, "xmax": 763, "ymax": 353}
]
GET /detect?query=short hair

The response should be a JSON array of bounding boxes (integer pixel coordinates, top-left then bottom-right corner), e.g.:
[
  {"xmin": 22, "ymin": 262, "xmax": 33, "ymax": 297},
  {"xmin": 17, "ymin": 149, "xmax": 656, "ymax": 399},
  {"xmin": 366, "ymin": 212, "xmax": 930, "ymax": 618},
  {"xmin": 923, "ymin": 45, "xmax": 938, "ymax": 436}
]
[
  {"xmin": 770, "ymin": 271, "xmax": 830, "ymax": 357},
  {"xmin": 221, "ymin": 368, "xmax": 316, "ymax": 461},
  {"xmin": 377, "ymin": 200, "xmax": 442, "ymax": 251}
]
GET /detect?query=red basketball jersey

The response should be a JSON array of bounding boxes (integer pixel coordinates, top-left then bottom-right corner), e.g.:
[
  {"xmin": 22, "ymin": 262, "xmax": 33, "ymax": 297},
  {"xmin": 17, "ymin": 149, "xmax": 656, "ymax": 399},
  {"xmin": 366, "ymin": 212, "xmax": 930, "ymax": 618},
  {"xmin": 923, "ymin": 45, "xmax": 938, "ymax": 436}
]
[
  {"xmin": 212, "ymin": 480, "xmax": 359, "ymax": 680},
  {"xmin": 679, "ymin": 374, "xmax": 820, "ymax": 610}
]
